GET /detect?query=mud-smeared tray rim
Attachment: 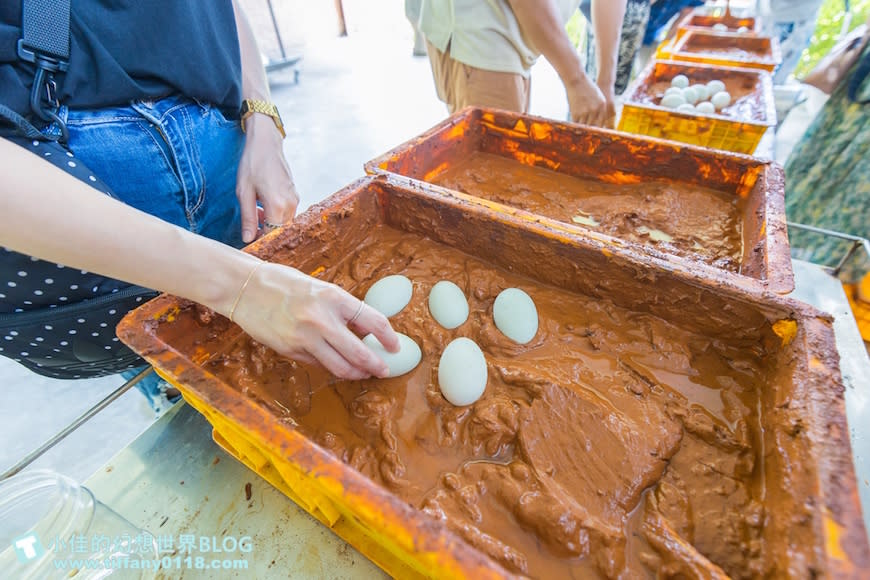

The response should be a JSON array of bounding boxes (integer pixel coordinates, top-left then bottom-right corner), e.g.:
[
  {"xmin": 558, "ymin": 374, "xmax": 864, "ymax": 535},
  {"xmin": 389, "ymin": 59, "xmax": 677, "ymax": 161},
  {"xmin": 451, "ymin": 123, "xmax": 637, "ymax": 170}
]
[
  {"xmin": 363, "ymin": 107, "xmax": 793, "ymax": 294},
  {"xmin": 118, "ymin": 174, "xmax": 868, "ymax": 577},
  {"xmin": 670, "ymin": 29, "xmax": 784, "ymax": 68},
  {"xmin": 674, "ymin": 9, "xmax": 761, "ymax": 34}
]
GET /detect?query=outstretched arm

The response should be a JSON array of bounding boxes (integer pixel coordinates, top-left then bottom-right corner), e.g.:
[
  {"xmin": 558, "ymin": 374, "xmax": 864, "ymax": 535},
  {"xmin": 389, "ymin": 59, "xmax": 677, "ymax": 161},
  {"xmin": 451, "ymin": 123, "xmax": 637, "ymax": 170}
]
[
  {"xmin": 0, "ymin": 138, "xmax": 398, "ymax": 380},
  {"xmin": 232, "ymin": 0, "xmax": 299, "ymax": 243},
  {"xmin": 506, "ymin": 0, "xmax": 608, "ymax": 126}
]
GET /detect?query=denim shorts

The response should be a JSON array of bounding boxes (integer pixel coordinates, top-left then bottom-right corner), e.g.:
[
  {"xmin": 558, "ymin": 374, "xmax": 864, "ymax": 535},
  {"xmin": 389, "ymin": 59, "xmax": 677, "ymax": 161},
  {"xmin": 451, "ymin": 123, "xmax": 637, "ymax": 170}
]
[
  {"xmin": 60, "ymin": 94, "xmax": 245, "ymax": 248},
  {"xmin": 59, "ymin": 95, "xmax": 246, "ymax": 409}
]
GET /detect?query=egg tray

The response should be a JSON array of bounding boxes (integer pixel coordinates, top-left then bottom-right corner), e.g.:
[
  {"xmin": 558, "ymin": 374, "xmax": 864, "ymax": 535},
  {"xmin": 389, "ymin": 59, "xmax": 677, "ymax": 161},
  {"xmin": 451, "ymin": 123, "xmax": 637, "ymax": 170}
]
[
  {"xmin": 365, "ymin": 106, "xmax": 792, "ymax": 294},
  {"xmin": 669, "ymin": 8, "xmax": 761, "ymax": 43},
  {"xmin": 117, "ymin": 174, "xmax": 868, "ymax": 578},
  {"xmin": 658, "ymin": 29, "xmax": 782, "ymax": 73},
  {"xmin": 618, "ymin": 60, "xmax": 775, "ymax": 155}
]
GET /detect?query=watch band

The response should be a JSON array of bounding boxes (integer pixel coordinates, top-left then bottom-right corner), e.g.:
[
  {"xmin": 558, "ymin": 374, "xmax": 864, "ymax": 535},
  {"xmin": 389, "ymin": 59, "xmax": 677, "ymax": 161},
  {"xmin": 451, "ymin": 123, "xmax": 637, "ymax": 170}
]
[{"xmin": 240, "ymin": 99, "xmax": 286, "ymax": 138}]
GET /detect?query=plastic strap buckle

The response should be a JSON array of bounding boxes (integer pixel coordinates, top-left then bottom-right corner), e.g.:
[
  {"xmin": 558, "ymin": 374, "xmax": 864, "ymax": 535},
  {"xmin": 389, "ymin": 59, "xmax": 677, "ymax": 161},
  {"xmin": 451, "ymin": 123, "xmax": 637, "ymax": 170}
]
[{"xmin": 16, "ymin": 39, "xmax": 70, "ymax": 73}]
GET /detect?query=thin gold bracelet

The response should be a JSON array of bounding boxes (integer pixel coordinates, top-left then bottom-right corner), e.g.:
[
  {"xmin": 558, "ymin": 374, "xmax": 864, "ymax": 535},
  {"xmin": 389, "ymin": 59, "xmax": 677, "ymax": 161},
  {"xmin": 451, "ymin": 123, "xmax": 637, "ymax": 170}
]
[{"xmin": 229, "ymin": 261, "xmax": 264, "ymax": 323}]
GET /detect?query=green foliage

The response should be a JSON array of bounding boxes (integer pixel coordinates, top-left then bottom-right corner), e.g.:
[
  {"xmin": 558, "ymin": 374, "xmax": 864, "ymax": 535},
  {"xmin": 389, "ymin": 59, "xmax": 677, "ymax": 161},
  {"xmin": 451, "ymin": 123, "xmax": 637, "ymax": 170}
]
[
  {"xmin": 794, "ymin": 0, "xmax": 870, "ymax": 78},
  {"xmin": 566, "ymin": 9, "xmax": 587, "ymax": 48}
]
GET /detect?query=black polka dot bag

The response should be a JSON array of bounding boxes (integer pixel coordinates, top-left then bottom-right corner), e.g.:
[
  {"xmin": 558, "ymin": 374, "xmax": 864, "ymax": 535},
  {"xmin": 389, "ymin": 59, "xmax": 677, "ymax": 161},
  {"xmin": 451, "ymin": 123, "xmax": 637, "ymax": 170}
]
[{"xmin": 0, "ymin": 137, "xmax": 158, "ymax": 379}]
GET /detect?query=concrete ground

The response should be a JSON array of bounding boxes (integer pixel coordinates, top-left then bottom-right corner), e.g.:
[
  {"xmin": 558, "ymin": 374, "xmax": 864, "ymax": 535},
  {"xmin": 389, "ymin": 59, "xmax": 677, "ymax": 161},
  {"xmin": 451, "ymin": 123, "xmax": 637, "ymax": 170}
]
[
  {"xmin": 0, "ymin": 0, "xmax": 573, "ymax": 483},
  {"xmin": 1, "ymin": 0, "xmax": 821, "ymax": 485}
]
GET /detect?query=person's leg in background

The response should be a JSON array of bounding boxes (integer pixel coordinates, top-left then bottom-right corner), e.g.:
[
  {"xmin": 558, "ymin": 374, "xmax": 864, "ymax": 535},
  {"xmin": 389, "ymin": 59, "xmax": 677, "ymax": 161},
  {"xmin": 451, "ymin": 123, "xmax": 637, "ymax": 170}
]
[
  {"xmin": 405, "ymin": 0, "xmax": 426, "ymax": 57},
  {"xmin": 641, "ymin": 0, "xmax": 704, "ymax": 47},
  {"xmin": 584, "ymin": 0, "xmax": 652, "ymax": 94},
  {"xmin": 426, "ymin": 43, "xmax": 531, "ymax": 114},
  {"xmin": 63, "ymin": 96, "xmax": 245, "ymax": 414}
]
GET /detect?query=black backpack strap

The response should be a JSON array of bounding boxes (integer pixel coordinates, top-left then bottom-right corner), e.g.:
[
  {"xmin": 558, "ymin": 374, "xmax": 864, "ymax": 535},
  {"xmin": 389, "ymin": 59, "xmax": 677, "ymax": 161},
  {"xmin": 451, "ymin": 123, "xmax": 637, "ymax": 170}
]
[
  {"xmin": 15, "ymin": 0, "xmax": 71, "ymax": 141},
  {"xmin": 0, "ymin": 103, "xmax": 44, "ymax": 139},
  {"xmin": 18, "ymin": 0, "xmax": 71, "ymax": 66}
]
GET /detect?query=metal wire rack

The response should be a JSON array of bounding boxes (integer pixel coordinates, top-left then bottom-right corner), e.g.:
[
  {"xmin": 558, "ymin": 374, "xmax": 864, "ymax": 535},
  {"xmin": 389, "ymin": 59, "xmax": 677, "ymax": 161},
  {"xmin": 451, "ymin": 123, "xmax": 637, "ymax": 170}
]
[{"xmin": 787, "ymin": 221, "xmax": 870, "ymax": 279}]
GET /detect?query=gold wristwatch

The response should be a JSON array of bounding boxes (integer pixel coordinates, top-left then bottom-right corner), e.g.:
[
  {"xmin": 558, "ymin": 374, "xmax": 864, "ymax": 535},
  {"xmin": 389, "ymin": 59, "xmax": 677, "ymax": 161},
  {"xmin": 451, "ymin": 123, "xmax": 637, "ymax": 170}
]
[{"xmin": 239, "ymin": 99, "xmax": 286, "ymax": 138}]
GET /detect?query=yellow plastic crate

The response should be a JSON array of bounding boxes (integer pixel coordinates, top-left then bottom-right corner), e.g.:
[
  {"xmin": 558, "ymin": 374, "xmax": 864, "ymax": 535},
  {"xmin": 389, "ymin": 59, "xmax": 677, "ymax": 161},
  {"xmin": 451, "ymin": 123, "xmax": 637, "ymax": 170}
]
[
  {"xmin": 618, "ymin": 60, "xmax": 775, "ymax": 154},
  {"xmin": 172, "ymin": 382, "xmax": 429, "ymax": 580},
  {"xmin": 117, "ymin": 175, "xmax": 869, "ymax": 578}
]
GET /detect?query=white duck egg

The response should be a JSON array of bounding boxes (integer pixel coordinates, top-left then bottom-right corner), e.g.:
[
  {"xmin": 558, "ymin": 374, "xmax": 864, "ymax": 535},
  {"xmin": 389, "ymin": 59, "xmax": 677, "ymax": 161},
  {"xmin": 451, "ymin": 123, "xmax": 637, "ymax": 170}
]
[
  {"xmin": 671, "ymin": 74, "xmax": 689, "ymax": 89},
  {"xmin": 363, "ymin": 333, "xmax": 421, "ymax": 378},
  {"xmin": 428, "ymin": 281, "xmax": 469, "ymax": 330},
  {"xmin": 677, "ymin": 103, "xmax": 696, "ymax": 112},
  {"xmin": 696, "ymin": 101, "xmax": 716, "ymax": 114},
  {"xmin": 364, "ymin": 275, "xmax": 412, "ymax": 317},
  {"xmin": 681, "ymin": 86, "xmax": 699, "ymax": 104},
  {"xmin": 706, "ymin": 79, "xmax": 726, "ymax": 95},
  {"xmin": 737, "ymin": 26, "xmax": 749, "ymax": 33},
  {"xmin": 713, "ymin": 23, "xmax": 729, "ymax": 31},
  {"xmin": 691, "ymin": 83, "xmax": 709, "ymax": 100},
  {"xmin": 660, "ymin": 93, "xmax": 687, "ymax": 109},
  {"xmin": 664, "ymin": 86, "xmax": 684, "ymax": 97},
  {"xmin": 711, "ymin": 91, "xmax": 732, "ymax": 109},
  {"xmin": 493, "ymin": 288, "xmax": 538, "ymax": 344},
  {"xmin": 438, "ymin": 337, "xmax": 487, "ymax": 406}
]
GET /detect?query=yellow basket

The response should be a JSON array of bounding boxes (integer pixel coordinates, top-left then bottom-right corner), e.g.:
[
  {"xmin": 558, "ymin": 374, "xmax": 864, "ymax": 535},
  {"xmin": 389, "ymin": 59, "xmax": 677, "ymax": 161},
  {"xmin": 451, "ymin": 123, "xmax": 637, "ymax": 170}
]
[
  {"xmin": 170, "ymin": 381, "xmax": 428, "ymax": 579},
  {"xmin": 116, "ymin": 175, "xmax": 869, "ymax": 578},
  {"xmin": 618, "ymin": 60, "xmax": 776, "ymax": 155}
]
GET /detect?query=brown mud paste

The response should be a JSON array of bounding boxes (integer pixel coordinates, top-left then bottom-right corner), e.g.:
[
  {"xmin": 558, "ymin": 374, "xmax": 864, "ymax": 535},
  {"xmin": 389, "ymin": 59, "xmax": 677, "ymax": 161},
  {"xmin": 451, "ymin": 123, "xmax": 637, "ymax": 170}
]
[
  {"xmin": 204, "ymin": 225, "xmax": 784, "ymax": 578},
  {"xmin": 430, "ymin": 152, "xmax": 744, "ymax": 272}
]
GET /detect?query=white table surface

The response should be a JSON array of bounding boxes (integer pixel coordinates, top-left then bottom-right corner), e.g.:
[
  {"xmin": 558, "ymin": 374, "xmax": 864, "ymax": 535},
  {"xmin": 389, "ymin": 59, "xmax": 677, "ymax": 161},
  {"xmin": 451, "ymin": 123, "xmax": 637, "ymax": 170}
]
[{"xmin": 85, "ymin": 402, "xmax": 386, "ymax": 579}]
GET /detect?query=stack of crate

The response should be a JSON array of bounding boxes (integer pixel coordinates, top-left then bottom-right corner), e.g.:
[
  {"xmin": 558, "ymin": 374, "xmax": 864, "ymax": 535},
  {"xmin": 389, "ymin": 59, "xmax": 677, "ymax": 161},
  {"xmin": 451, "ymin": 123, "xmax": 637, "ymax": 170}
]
[
  {"xmin": 618, "ymin": 6, "xmax": 782, "ymax": 155},
  {"xmin": 117, "ymin": 106, "xmax": 869, "ymax": 577}
]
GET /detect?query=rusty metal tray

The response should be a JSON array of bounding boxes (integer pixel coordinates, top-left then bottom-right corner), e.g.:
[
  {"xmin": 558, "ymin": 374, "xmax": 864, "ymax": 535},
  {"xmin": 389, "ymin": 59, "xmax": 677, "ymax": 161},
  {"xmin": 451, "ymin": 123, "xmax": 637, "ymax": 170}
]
[
  {"xmin": 662, "ymin": 29, "xmax": 782, "ymax": 72},
  {"xmin": 365, "ymin": 107, "xmax": 793, "ymax": 293},
  {"xmin": 675, "ymin": 9, "xmax": 760, "ymax": 36},
  {"xmin": 117, "ymin": 175, "xmax": 868, "ymax": 578}
]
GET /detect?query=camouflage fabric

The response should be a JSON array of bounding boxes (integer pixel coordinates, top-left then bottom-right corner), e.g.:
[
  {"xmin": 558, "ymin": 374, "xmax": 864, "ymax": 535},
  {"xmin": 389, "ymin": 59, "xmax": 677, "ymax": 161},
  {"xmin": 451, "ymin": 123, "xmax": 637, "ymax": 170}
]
[{"xmin": 785, "ymin": 43, "xmax": 870, "ymax": 283}]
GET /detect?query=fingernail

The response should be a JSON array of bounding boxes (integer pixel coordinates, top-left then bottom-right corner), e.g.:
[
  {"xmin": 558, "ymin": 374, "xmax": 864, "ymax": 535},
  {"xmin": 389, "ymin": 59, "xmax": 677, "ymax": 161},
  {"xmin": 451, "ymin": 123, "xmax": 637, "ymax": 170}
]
[{"xmin": 242, "ymin": 229, "xmax": 253, "ymax": 243}]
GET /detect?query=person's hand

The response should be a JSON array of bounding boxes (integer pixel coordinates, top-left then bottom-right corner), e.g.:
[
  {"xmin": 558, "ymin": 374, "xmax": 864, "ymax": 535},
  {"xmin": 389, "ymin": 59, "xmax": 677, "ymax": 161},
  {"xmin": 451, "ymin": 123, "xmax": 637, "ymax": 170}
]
[
  {"xmin": 565, "ymin": 74, "xmax": 609, "ymax": 127},
  {"xmin": 236, "ymin": 114, "xmax": 299, "ymax": 243},
  {"xmin": 231, "ymin": 262, "xmax": 400, "ymax": 380}
]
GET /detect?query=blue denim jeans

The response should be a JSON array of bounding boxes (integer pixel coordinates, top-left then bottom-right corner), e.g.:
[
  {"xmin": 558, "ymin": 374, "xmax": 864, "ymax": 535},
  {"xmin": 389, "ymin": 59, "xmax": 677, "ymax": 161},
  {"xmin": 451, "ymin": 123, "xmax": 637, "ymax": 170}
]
[{"xmin": 59, "ymin": 95, "xmax": 246, "ymax": 410}]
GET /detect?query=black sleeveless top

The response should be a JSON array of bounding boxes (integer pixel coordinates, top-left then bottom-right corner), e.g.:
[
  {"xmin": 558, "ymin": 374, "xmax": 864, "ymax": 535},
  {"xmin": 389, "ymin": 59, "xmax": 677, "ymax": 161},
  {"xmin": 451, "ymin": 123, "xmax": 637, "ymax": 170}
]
[{"xmin": 0, "ymin": 0, "xmax": 242, "ymax": 124}]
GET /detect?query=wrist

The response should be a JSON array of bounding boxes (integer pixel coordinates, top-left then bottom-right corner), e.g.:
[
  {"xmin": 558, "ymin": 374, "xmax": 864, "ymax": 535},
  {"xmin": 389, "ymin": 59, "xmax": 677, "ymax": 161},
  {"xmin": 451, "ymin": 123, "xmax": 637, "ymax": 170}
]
[
  {"xmin": 244, "ymin": 112, "xmax": 285, "ymax": 145},
  {"xmin": 228, "ymin": 260, "xmax": 266, "ymax": 323},
  {"xmin": 595, "ymin": 62, "xmax": 617, "ymax": 86},
  {"xmin": 563, "ymin": 71, "xmax": 594, "ymax": 92},
  {"xmin": 194, "ymin": 251, "xmax": 265, "ymax": 320}
]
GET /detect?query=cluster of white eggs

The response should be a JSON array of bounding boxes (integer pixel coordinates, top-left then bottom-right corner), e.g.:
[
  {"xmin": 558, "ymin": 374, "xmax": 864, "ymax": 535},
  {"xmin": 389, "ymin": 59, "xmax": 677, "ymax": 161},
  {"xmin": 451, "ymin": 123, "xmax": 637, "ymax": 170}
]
[
  {"xmin": 659, "ymin": 74, "xmax": 731, "ymax": 115},
  {"xmin": 712, "ymin": 22, "xmax": 750, "ymax": 33},
  {"xmin": 360, "ymin": 275, "xmax": 539, "ymax": 407}
]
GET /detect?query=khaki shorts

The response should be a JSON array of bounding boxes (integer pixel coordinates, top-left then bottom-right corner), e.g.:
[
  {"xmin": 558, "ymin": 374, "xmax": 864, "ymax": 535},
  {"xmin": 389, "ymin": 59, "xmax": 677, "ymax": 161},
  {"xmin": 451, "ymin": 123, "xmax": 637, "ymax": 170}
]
[{"xmin": 426, "ymin": 42, "xmax": 531, "ymax": 114}]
